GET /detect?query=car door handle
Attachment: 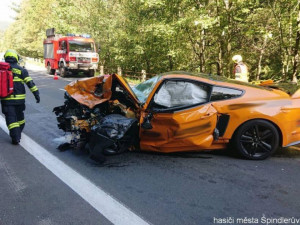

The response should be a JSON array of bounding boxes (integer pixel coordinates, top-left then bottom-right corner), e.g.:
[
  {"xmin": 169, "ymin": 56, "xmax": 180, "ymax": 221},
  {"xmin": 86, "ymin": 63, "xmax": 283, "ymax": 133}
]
[{"xmin": 201, "ymin": 113, "xmax": 212, "ymax": 119}]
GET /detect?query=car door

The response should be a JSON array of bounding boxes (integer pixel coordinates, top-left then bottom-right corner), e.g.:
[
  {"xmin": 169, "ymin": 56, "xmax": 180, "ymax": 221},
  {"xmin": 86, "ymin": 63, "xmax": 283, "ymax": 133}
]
[{"xmin": 140, "ymin": 78, "xmax": 218, "ymax": 152}]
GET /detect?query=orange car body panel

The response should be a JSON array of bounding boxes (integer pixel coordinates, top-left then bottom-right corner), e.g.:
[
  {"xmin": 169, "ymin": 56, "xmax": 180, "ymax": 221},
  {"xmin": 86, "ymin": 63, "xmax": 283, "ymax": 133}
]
[
  {"xmin": 64, "ymin": 74, "xmax": 139, "ymax": 109},
  {"xmin": 139, "ymin": 74, "xmax": 300, "ymax": 152},
  {"xmin": 65, "ymin": 75, "xmax": 112, "ymax": 109},
  {"xmin": 65, "ymin": 73, "xmax": 300, "ymax": 153},
  {"xmin": 139, "ymin": 104, "xmax": 218, "ymax": 152}
]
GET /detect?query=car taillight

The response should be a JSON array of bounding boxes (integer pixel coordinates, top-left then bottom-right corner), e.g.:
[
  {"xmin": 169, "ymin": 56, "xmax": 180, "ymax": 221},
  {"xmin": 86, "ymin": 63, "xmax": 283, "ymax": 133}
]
[
  {"xmin": 92, "ymin": 58, "xmax": 98, "ymax": 62},
  {"xmin": 70, "ymin": 57, "xmax": 76, "ymax": 61}
]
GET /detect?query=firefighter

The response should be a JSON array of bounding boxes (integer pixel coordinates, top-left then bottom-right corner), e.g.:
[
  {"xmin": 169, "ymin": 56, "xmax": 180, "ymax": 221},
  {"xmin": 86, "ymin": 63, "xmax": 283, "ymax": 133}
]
[
  {"xmin": 232, "ymin": 55, "xmax": 249, "ymax": 82},
  {"xmin": 1, "ymin": 49, "xmax": 40, "ymax": 145}
]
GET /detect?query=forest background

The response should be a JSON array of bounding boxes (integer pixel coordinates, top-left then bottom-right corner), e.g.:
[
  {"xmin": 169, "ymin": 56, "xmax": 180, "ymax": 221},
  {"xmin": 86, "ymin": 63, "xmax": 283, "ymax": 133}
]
[{"xmin": 0, "ymin": 0, "xmax": 300, "ymax": 82}]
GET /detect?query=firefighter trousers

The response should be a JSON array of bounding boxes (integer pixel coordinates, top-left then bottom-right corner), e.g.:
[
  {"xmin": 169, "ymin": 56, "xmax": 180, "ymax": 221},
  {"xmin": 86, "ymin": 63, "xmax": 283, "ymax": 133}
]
[{"xmin": 1, "ymin": 104, "xmax": 25, "ymax": 141}]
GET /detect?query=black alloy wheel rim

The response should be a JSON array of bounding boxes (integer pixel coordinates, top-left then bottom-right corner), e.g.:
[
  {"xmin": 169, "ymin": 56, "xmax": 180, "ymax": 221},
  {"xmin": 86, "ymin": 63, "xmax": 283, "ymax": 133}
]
[{"xmin": 240, "ymin": 124, "xmax": 275, "ymax": 158}]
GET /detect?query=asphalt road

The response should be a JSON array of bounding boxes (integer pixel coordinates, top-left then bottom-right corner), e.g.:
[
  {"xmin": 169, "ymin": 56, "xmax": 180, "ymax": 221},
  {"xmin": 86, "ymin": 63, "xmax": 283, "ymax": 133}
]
[
  {"xmin": 0, "ymin": 129, "xmax": 111, "ymax": 225},
  {"xmin": 1, "ymin": 64, "xmax": 300, "ymax": 225}
]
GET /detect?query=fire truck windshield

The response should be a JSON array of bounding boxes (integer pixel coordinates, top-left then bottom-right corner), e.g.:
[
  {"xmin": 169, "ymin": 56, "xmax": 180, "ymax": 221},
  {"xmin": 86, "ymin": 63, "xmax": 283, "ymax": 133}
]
[{"xmin": 69, "ymin": 41, "xmax": 95, "ymax": 52}]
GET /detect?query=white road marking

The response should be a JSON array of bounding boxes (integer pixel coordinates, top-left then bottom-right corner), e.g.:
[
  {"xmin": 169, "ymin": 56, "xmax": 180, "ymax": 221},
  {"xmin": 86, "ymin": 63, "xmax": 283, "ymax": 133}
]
[
  {"xmin": 0, "ymin": 116, "xmax": 150, "ymax": 225},
  {"xmin": 59, "ymin": 88, "xmax": 66, "ymax": 92},
  {"xmin": 38, "ymin": 218, "xmax": 55, "ymax": 225}
]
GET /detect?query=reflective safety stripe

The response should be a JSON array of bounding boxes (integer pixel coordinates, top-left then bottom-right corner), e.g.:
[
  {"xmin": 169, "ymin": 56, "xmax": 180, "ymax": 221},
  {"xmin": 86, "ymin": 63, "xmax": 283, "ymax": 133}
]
[
  {"xmin": 30, "ymin": 86, "xmax": 38, "ymax": 92},
  {"xmin": 18, "ymin": 120, "xmax": 25, "ymax": 125},
  {"xmin": 8, "ymin": 122, "xmax": 20, "ymax": 130},
  {"xmin": 12, "ymin": 68, "xmax": 22, "ymax": 75},
  {"xmin": 235, "ymin": 73, "xmax": 241, "ymax": 79},
  {"xmin": 24, "ymin": 77, "xmax": 33, "ymax": 83},
  {"xmin": 235, "ymin": 72, "xmax": 248, "ymax": 82},
  {"xmin": 1, "ymin": 94, "xmax": 26, "ymax": 100},
  {"xmin": 235, "ymin": 63, "xmax": 248, "ymax": 82},
  {"xmin": 13, "ymin": 77, "xmax": 24, "ymax": 83}
]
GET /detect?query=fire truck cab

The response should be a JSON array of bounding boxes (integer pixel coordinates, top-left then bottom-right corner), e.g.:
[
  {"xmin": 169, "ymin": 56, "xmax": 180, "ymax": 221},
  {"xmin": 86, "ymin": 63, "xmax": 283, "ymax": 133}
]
[{"xmin": 43, "ymin": 28, "xmax": 99, "ymax": 77}]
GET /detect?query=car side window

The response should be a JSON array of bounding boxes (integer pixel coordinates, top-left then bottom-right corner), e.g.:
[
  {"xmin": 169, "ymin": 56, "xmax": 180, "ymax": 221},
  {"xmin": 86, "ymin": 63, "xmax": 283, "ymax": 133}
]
[
  {"xmin": 151, "ymin": 80, "xmax": 210, "ymax": 110},
  {"xmin": 210, "ymin": 86, "xmax": 243, "ymax": 101}
]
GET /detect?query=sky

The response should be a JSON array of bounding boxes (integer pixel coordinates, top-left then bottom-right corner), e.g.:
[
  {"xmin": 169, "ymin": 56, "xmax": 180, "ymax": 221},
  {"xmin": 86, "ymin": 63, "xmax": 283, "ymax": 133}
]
[{"xmin": 0, "ymin": 0, "xmax": 21, "ymax": 23}]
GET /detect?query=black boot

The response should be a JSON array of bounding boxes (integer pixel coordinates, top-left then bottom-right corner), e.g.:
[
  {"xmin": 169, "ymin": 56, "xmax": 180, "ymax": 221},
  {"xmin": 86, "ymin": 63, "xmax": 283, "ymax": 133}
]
[{"xmin": 11, "ymin": 139, "xmax": 20, "ymax": 145}]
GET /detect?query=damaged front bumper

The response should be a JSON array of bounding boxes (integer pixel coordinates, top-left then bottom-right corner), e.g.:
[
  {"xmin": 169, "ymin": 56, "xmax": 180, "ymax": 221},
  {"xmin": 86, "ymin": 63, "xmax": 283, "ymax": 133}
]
[{"xmin": 53, "ymin": 75, "xmax": 140, "ymax": 160}]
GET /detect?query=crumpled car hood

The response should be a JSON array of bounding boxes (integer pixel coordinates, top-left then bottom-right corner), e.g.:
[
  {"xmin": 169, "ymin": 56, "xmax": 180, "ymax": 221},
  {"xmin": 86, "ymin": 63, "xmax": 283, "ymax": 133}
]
[
  {"xmin": 64, "ymin": 74, "xmax": 140, "ymax": 109},
  {"xmin": 64, "ymin": 75, "xmax": 113, "ymax": 109}
]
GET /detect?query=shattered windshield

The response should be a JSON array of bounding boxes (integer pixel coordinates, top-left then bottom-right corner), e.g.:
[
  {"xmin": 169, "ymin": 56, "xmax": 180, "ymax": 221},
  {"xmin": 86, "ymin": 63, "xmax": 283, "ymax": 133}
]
[
  {"xmin": 69, "ymin": 41, "xmax": 95, "ymax": 52},
  {"xmin": 132, "ymin": 75, "xmax": 162, "ymax": 103}
]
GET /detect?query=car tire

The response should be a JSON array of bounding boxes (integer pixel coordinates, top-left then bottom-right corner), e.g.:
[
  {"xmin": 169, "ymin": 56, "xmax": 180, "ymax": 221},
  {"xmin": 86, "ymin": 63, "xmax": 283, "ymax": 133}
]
[
  {"xmin": 233, "ymin": 120, "xmax": 279, "ymax": 160},
  {"xmin": 103, "ymin": 148, "xmax": 119, "ymax": 155},
  {"xmin": 87, "ymin": 143, "xmax": 106, "ymax": 163},
  {"xmin": 47, "ymin": 63, "xmax": 55, "ymax": 75},
  {"xmin": 72, "ymin": 70, "xmax": 79, "ymax": 76}
]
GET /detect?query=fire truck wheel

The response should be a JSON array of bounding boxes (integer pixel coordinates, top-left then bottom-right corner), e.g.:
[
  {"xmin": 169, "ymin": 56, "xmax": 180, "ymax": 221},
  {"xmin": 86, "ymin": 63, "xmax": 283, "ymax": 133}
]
[
  {"xmin": 59, "ymin": 64, "xmax": 67, "ymax": 77},
  {"xmin": 72, "ymin": 70, "xmax": 79, "ymax": 76},
  {"xmin": 87, "ymin": 69, "xmax": 95, "ymax": 77},
  {"xmin": 47, "ymin": 63, "xmax": 55, "ymax": 75}
]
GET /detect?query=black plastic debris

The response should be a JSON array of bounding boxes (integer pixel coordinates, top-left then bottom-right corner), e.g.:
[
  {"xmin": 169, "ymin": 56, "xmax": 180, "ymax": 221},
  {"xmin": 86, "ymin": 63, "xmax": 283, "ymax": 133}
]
[
  {"xmin": 57, "ymin": 143, "xmax": 72, "ymax": 152},
  {"xmin": 88, "ymin": 114, "xmax": 139, "ymax": 161}
]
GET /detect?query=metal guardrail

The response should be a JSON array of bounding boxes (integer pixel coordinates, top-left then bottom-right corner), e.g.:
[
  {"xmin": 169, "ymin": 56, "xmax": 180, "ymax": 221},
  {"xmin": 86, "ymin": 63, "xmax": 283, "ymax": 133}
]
[{"xmin": 24, "ymin": 58, "xmax": 157, "ymax": 81}]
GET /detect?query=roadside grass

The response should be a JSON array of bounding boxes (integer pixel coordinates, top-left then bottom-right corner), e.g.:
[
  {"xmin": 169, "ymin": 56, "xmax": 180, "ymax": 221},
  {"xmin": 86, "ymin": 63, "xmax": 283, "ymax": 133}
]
[
  {"xmin": 275, "ymin": 83, "xmax": 300, "ymax": 95},
  {"xmin": 122, "ymin": 74, "xmax": 300, "ymax": 93},
  {"xmin": 124, "ymin": 77, "xmax": 141, "ymax": 86},
  {"xmin": 275, "ymin": 146, "xmax": 300, "ymax": 158},
  {"xmin": 20, "ymin": 59, "xmax": 300, "ymax": 93}
]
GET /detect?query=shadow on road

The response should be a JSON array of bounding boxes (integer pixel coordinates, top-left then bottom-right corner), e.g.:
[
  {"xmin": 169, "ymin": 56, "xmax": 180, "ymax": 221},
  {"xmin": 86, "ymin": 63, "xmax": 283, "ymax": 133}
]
[
  {"xmin": 57, "ymin": 142, "xmax": 300, "ymax": 169},
  {"xmin": 274, "ymin": 146, "xmax": 300, "ymax": 158}
]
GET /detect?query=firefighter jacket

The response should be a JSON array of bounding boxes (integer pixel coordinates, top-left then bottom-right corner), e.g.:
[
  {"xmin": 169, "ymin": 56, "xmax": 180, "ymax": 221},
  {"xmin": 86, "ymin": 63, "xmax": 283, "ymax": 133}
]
[
  {"xmin": 1, "ymin": 61, "xmax": 39, "ymax": 105},
  {"xmin": 234, "ymin": 62, "xmax": 249, "ymax": 82}
]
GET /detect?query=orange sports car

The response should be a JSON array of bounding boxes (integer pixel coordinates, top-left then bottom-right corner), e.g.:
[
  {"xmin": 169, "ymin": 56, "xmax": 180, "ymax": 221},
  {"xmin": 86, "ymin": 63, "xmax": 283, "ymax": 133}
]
[{"xmin": 53, "ymin": 72, "xmax": 300, "ymax": 160}]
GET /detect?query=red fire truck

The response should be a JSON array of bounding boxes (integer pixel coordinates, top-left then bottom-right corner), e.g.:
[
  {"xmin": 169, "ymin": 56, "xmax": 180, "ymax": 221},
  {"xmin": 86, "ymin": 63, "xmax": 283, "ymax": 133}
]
[{"xmin": 43, "ymin": 28, "xmax": 99, "ymax": 77}]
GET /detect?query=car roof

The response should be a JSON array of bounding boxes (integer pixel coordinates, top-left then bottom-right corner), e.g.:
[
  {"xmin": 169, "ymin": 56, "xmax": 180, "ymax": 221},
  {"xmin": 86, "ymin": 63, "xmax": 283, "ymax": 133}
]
[
  {"xmin": 156, "ymin": 71, "xmax": 290, "ymax": 99},
  {"xmin": 158, "ymin": 71, "xmax": 273, "ymax": 90}
]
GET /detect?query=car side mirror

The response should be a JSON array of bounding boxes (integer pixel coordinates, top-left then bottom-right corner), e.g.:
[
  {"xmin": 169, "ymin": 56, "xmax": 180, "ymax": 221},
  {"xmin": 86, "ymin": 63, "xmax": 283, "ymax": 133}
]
[{"xmin": 141, "ymin": 112, "xmax": 153, "ymax": 130}]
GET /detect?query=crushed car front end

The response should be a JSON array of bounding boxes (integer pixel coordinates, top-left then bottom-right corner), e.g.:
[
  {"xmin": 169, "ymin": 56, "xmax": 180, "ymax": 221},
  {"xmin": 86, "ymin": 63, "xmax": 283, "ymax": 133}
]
[{"xmin": 53, "ymin": 75, "xmax": 141, "ymax": 160}]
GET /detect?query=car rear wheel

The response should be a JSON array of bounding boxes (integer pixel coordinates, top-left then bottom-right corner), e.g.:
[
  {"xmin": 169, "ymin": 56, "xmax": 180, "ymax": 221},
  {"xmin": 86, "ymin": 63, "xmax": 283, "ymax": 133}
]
[
  {"xmin": 233, "ymin": 120, "xmax": 279, "ymax": 160},
  {"xmin": 47, "ymin": 63, "xmax": 55, "ymax": 75}
]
